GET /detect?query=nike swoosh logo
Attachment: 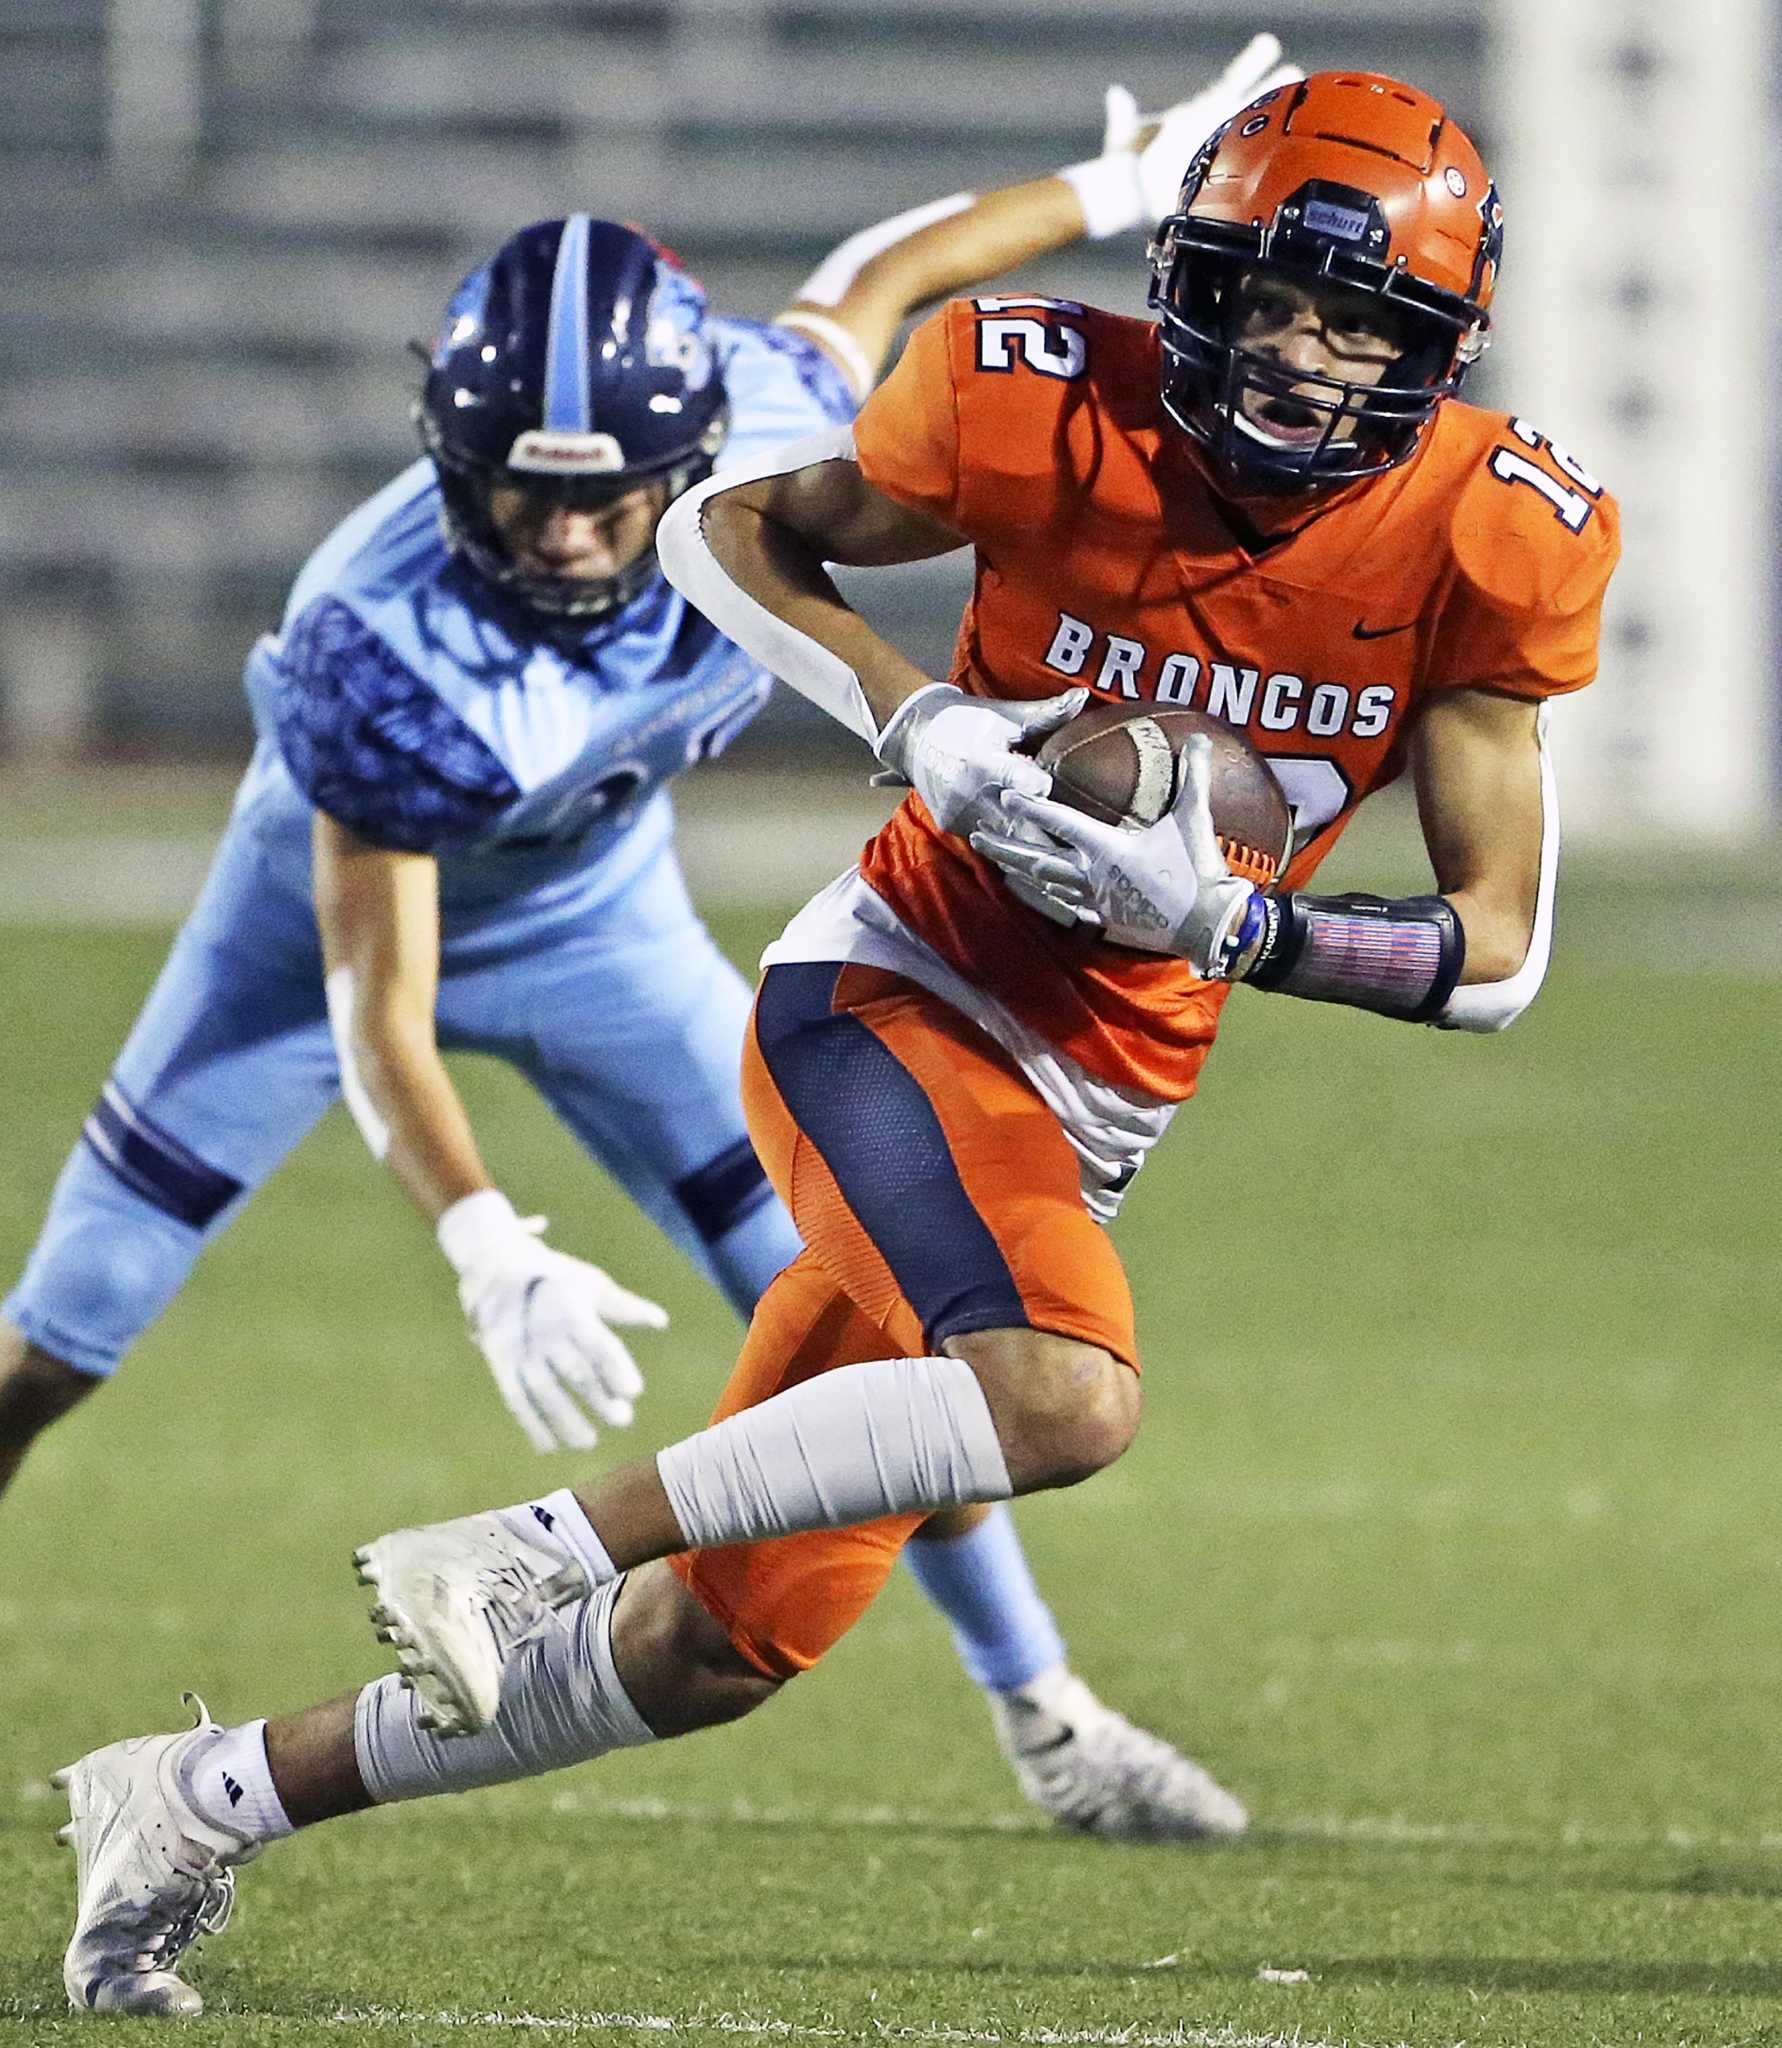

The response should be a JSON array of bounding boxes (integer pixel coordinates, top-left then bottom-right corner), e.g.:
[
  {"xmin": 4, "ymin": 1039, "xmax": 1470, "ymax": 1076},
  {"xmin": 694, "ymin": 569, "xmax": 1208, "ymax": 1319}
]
[{"xmin": 1352, "ymin": 619, "xmax": 1420, "ymax": 640}]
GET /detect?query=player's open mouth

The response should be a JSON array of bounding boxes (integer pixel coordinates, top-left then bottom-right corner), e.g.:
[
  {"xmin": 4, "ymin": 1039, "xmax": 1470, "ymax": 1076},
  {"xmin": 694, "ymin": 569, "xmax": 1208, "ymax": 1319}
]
[{"xmin": 1237, "ymin": 390, "xmax": 1329, "ymax": 448}]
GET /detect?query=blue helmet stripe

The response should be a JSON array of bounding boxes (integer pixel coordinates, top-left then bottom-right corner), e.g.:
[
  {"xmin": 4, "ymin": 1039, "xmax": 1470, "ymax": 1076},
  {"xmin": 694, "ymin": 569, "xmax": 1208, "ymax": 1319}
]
[{"xmin": 543, "ymin": 213, "xmax": 594, "ymax": 430}]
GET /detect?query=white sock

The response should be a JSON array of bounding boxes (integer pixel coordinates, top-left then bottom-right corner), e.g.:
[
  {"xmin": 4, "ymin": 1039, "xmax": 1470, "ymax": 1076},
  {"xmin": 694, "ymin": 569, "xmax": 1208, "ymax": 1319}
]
[
  {"xmin": 1003, "ymin": 1661, "xmax": 1075, "ymax": 1711},
  {"xmin": 353, "ymin": 1574, "xmax": 652, "ymax": 1803},
  {"xmin": 179, "ymin": 1719, "xmax": 294, "ymax": 1843},
  {"xmin": 495, "ymin": 1486, "xmax": 616, "ymax": 1582},
  {"xmin": 656, "ymin": 1352, "xmax": 1011, "ymax": 1549}
]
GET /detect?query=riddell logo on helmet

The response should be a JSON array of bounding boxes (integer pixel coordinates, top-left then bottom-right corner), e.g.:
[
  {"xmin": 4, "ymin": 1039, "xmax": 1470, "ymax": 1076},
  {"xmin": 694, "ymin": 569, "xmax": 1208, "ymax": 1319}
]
[{"xmin": 507, "ymin": 429, "xmax": 626, "ymax": 475}]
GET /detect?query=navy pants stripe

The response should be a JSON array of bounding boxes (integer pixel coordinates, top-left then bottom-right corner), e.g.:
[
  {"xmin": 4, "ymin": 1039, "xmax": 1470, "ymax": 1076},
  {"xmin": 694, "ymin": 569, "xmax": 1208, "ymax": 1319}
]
[{"xmin": 752, "ymin": 962, "xmax": 1027, "ymax": 1349}]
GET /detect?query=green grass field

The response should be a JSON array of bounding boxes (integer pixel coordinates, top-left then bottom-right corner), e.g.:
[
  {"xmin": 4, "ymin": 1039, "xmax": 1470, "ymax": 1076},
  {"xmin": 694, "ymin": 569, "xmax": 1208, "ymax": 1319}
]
[{"xmin": 2, "ymin": 786, "xmax": 1779, "ymax": 2047}]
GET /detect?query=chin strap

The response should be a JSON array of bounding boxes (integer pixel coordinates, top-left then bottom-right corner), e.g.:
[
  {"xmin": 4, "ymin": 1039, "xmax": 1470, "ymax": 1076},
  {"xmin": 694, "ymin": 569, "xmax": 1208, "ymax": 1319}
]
[{"xmin": 1233, "ymin": 890, "xmax": 1467, "ymax": 1023}]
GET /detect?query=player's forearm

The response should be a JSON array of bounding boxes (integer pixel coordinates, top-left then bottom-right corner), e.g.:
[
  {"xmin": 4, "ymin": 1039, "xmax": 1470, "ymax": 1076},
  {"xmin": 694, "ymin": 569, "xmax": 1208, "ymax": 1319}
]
[
  {"xmin": 878, "ymin": 176, "xmax": 1091, "ymax": 306},
  {"xmin": 818, "ymin": 179, "xmax": 1087, "ymax": 342},
  {"xmin": 1442, "ymin": 887, "xmax": 1537, "ymax": 985},
  {"xmin": 779, "ymin": 179, "xmax": 1086, "ymax": 396},
  {"xmin": 346, "ymin": 1002, "xmax": 494, "ymax": 1224}
]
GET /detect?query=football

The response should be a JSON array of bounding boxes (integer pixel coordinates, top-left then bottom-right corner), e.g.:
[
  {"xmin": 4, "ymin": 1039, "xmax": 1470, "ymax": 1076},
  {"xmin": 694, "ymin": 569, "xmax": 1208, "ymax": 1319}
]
[{"xmin": 1032, "ymin": 701, "xmax": 1294, "ymax": 886}]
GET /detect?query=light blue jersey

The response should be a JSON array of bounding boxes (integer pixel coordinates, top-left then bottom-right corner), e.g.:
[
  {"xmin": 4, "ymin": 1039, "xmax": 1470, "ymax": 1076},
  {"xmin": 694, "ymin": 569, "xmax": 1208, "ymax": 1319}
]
[{"xmin": 5, "ymin": 317, "xmax": 854, "ymax": 1376}]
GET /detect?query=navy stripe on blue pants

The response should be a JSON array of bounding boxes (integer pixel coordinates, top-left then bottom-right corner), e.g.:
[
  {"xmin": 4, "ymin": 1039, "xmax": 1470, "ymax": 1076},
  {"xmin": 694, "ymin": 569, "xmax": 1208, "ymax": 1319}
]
[{"xmin": 80, "ymin": 1081, "xmax": 243, "ymax": 1231}]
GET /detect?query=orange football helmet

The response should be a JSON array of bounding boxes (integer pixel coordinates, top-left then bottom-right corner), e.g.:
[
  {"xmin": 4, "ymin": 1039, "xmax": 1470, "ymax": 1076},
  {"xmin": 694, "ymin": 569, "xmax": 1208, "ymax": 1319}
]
[{"xmin": 1149, "ymin": 71, "xmax": 1503, "ymax": 489}]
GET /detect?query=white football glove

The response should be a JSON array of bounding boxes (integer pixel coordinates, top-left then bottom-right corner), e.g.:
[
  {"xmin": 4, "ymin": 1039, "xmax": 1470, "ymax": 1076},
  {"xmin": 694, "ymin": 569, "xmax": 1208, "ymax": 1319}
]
[
  {"xmin": 873, "ymin": 682, "xmax": 1087, "ymax": 837},
  {"xmin": 437, "ymin": 1189, "xmax": 666, "ymax": 1453},
  {"xmin": 1063, "ymin": 34, "xmax": 1304, "ymax": 238},
  {"xmin": 969, "ymin": 734, "xmax": 1263, "ymax": 975}
]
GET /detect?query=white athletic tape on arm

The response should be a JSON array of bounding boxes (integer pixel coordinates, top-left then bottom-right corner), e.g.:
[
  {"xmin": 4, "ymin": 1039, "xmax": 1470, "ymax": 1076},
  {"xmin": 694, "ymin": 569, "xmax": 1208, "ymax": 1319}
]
[
  {"xmin": 1439, "ymin": 705, "xmax": 1561, "ymax": 1033},
  {"xmin": 655, "ymin": 1353, "xmax": 1013, "ymax": 1549},
  {"xmin": 655, "ymin": 425, "xmax": 882, "ymax": 746},
  {"xmin": 793, "ymin": 193, "xmax": 975, "ymax": 306},
  {"xmin": 324, "ymin": 965, "xmax": 392, "ymax": 1161},
  {"xmin": 774, "ymin": 309, "xmax": 876, "ymax": 402}
]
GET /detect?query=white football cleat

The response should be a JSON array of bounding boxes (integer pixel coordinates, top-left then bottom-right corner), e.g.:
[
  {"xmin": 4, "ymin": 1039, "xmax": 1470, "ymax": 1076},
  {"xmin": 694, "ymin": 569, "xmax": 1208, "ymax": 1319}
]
[
  {"xmin": 55, "ymin": 1693, "xmax": 258, "ymax": 2017},
  {"xmin": 354, "ymin": 1510, "xmax": 590, "ymax": 1737},
  {"xmin": 989, "ymin": 1669, "xmax": 1249, "ymax": 1841}
]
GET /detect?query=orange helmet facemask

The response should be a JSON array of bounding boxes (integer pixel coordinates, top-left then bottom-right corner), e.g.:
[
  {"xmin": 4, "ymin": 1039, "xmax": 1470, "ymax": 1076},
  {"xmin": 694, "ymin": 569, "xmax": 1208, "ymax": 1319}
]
[{"xmin": 1148, "ymin": 71, "xmax": 1503, "ymax": 493}]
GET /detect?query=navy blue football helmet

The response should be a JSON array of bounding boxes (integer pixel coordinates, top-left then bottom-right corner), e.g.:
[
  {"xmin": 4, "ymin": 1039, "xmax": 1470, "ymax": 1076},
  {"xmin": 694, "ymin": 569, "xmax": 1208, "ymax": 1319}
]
[{"xmin": 417, "ymin": 216, "xmax": 730, "ymax": 619}]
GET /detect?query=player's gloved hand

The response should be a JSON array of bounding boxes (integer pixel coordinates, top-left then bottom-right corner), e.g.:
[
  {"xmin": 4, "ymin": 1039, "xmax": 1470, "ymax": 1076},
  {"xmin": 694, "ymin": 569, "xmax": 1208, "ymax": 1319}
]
[
  {"xmin": 872, "ymin": 683, "xmax": 1088, "ymax": 837},
  {"xmin": 970, "ymin": 735, "xmax": 1264, "ymax": 973},
  {"xmin": 1062, "ymin": 35, "xmax": 1303, "ymax": 239},
  {"xmin": 437, "ymin": 1188, "xmax": 667, "ymax": 1453}
]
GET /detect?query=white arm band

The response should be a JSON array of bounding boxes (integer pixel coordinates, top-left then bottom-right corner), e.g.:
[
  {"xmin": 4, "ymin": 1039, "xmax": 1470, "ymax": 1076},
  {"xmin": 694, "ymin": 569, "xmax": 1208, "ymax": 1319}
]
[
  {"xmin": 773, "ymin": 310, "xmax": 875, "ymax": 402},
  {"xmin": 793, "ymin": 193, "xmax": 975, "ymax": 307},
  {"xmin": 324, "ymin": 964, "xmax": 393, "ymax": 1160},
  {"xmin": 655, "ymin": 425, "xmax": 884, "ymax": 747},
  {"xmin": 1438, "ymin": 704, "xmax": 1561, "ymax": 1033}
]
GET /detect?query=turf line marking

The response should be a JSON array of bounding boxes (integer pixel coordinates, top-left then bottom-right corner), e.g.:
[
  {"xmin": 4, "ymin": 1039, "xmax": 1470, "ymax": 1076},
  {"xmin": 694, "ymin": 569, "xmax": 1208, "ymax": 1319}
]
[
  {"xmin": 0, "ymin": 2007, "xmax": 1395, "ymax": 2048},
  {"xmin": 323, "ymin": 2007, "xmax": 1377, "ymax": 2048}
]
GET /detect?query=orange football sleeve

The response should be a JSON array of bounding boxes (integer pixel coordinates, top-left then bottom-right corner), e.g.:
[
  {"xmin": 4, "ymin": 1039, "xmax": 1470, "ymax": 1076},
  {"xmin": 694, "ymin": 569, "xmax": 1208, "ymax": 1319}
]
[
  {"xmin": 852, "ymin": 304, "xmax": 964, "ymax": 530},
  {"xmin": 1427, "ymin": 456, "xmax": 1622, "ymax": 698}
]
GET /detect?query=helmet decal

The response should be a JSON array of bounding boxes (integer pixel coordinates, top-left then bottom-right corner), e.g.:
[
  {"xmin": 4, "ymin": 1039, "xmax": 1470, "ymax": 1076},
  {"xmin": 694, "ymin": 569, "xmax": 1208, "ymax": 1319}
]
[
  {"xmin": 1299, "ymin": 195, "xmax": 1373, "ymax": 242},
  {"xmin": 506, "ymin": 428, "xmax": 626, "ymax": 476},
  {"xmin": 1469, "ymin": 182, "xmax": 1505, "ymax": 304},
  {"xmin": 645, "ymin": 264, "xmax": 716, "ymax": 391}
]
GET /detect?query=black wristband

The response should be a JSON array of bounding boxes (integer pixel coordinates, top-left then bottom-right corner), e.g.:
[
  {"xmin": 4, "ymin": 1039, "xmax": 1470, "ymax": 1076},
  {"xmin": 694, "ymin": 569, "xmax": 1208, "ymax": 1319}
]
[{"xmin": 1243, "ymin": 891, "xmax": 1466, "ymax": 1022}]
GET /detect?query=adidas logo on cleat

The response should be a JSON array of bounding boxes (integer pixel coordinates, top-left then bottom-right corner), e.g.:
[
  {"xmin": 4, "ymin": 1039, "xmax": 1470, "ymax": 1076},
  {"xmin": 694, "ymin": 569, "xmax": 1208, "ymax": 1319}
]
[{"xmin": 220, "ymin": 1772, "xmax": 244, "ymax": 1808}]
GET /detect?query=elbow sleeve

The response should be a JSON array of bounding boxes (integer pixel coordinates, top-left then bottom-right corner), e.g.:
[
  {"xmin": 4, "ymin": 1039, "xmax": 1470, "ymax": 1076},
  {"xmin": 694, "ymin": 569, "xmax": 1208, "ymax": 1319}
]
[{"xmin": 656, "ymin": 426, "xmax": 883, "ymax": 747}]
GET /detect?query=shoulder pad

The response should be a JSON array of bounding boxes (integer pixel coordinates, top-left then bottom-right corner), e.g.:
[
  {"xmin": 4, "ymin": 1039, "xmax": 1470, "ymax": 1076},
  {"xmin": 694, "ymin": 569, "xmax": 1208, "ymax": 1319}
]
[{"xmin": 1421, "ymin": 408, "xmax": 1621, "ymax": 696}]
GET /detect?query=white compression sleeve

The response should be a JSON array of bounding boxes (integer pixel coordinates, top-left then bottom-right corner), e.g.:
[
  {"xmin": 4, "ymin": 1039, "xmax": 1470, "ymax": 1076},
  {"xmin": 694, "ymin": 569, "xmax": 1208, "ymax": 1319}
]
[
  {"xmin": 354, "ymin": 1576, "xmax": 651, "ymax": 1802},
  {"xmin": 655, "ymin": 1353, "xmax": 1013, "ymax": 1548},
  {"xmin": 655, "ymin": 425, "xmax": 883, "ymax": 746}
]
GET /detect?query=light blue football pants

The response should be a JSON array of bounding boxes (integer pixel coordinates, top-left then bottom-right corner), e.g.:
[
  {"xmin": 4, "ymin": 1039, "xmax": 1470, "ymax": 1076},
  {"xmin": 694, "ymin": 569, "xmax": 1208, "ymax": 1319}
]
[{"xmin": 3, "ymin": 813, "xmax": 799, "ymax": 1378}]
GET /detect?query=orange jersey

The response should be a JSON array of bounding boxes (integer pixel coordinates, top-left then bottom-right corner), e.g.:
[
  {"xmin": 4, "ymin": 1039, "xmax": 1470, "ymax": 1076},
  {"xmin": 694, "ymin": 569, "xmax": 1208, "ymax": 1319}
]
[{"xmin": 851, "ymin": 296, "xmax": 1620, "ymax": 1099}]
